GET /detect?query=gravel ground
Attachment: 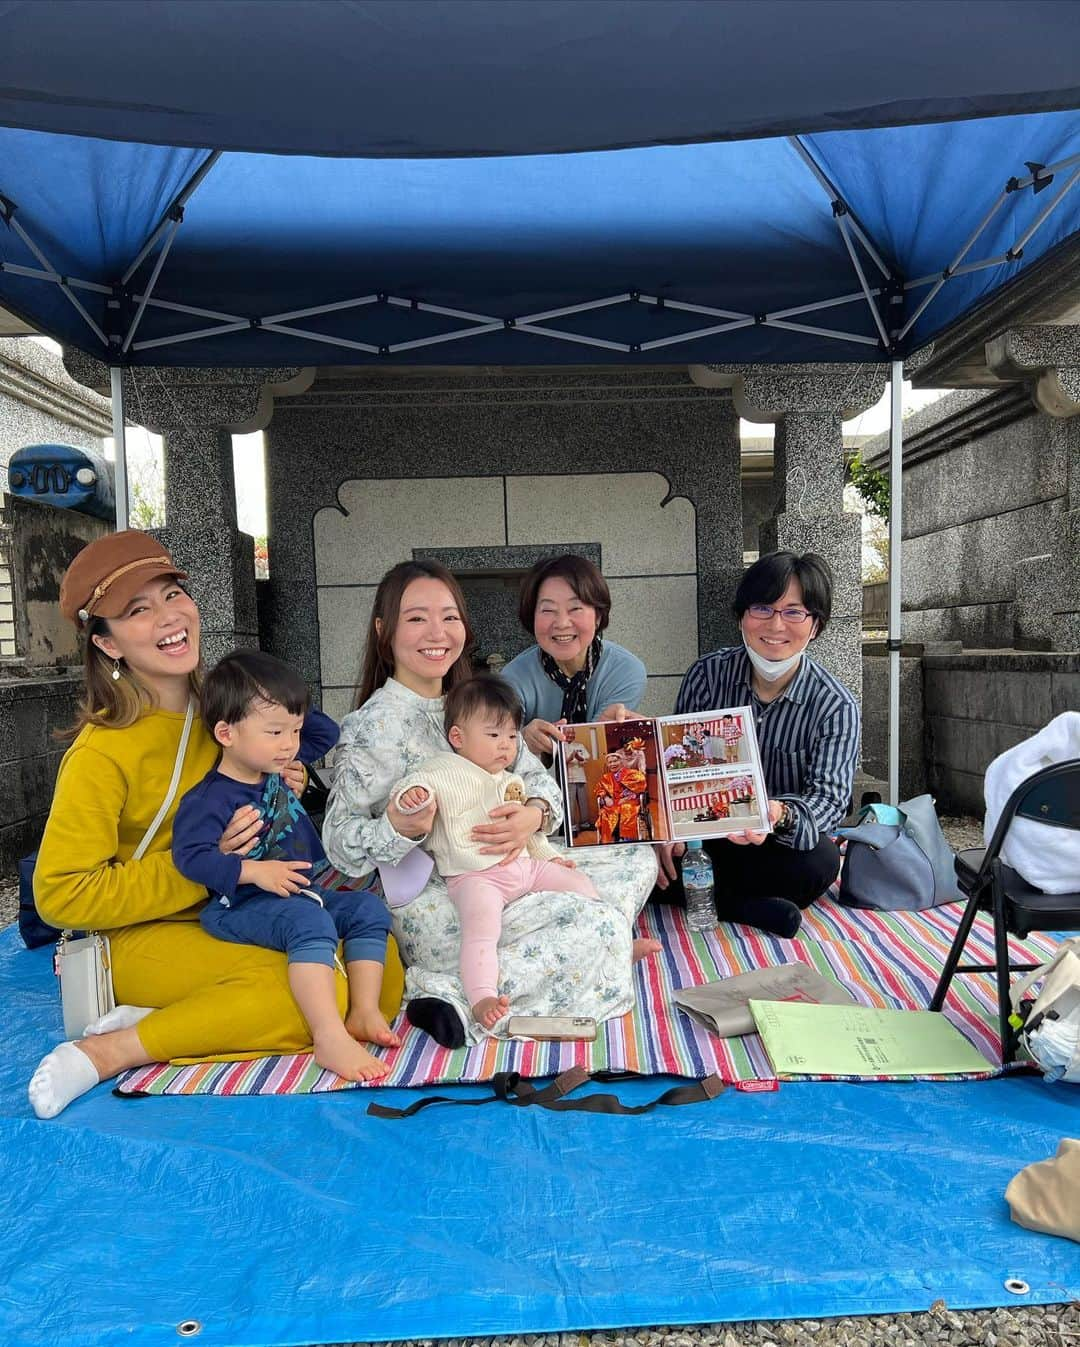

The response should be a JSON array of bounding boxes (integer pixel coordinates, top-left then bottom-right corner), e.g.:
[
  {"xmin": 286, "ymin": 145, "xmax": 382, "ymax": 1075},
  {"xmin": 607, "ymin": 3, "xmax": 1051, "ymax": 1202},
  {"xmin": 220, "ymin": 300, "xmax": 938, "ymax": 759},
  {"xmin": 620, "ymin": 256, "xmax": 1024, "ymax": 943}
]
[{"xmin": 5, "ymin": 821, "xmax": 1075, "ymax": 1346}]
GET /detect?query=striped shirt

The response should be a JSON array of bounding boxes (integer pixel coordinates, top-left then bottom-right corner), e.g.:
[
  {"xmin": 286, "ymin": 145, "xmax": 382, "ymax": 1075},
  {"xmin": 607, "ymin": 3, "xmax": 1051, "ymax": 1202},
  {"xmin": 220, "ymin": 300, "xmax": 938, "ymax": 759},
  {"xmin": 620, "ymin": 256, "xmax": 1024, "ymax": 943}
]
[{"xmin": 675, "ymin": 646, "xmax": 860, "ymax": 851}]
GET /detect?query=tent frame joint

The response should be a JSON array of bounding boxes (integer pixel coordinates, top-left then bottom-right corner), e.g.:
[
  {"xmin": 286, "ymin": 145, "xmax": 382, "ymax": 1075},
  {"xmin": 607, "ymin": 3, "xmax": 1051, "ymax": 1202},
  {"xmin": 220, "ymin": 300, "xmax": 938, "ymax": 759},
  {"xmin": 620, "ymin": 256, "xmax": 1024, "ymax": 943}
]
[{"xmin": 0, "ymin": 193, "xmax": 13, "ymax": 224}]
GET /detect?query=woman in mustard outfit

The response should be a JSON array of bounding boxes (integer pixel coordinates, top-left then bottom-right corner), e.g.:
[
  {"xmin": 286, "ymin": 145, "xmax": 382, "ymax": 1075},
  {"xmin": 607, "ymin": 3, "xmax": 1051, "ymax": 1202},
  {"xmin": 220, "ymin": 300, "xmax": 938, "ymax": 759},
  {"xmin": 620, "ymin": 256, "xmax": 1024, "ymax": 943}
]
[{"xmin": 28, "ymin": 531, "xmax": 403, "ymax": 1119}]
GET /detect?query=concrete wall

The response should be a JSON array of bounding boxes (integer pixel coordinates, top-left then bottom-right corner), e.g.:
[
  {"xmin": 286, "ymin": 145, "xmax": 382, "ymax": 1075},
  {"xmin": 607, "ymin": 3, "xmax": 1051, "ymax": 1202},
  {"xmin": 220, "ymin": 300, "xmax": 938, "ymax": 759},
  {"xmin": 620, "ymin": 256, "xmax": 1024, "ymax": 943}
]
[
  {"xmin": 314, "ymin": 471, "xmax": 698, "ymax": 725},
  {"xmin": 0, "ymin": 338, "xmax": 111, "ymax": 661},
  {"xmin": 263, "ymin": 366, "xmax": 745, "ymax": 713},
  {"xmin": 6, "ymin": 496, "xmax": 106, "ymax": 667},
  {"xmin": 865, "ymin": 389, "xmax": 1075, "ymax": 650},
  {"xmin": 922, "ymin": 651, "xmax": 1079, "ymax": 815},
  {"xmin": 0, "ymin": 674, "xmax": 81, "ymax": 870},
  {"xmin": 860, "ymin": 650, "xmax": 926, "ymax": 801}
]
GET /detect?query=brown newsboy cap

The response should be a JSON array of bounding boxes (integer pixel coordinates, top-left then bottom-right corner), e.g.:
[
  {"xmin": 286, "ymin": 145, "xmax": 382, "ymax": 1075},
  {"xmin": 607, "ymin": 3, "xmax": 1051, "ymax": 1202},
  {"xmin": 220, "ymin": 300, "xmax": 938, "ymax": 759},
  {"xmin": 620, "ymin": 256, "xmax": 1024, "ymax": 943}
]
[{"xmin": 59, "ymin": 530, "xmax": 188, "ymax": 627}]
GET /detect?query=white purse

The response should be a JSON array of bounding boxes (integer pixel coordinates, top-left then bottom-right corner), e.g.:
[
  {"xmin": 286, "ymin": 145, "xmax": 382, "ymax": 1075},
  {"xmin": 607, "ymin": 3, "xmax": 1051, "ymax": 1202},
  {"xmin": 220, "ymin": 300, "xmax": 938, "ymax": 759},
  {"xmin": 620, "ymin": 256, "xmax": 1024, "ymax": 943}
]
[{"xmin": 54, "ymin": 699, "xmax": 195, "ymax": 1039}]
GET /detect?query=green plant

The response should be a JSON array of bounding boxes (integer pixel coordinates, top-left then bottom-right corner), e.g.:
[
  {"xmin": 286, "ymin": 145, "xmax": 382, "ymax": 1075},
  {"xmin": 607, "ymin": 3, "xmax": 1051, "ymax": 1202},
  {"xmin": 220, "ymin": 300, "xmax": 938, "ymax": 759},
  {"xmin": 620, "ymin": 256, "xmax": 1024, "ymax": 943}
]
[
  {"xmin": 848, "ymin": 451, "xmax": 890, "ymax": 519},
  {"xmin": 128, "ymin": 478, "xmax": 165, "ymax": 529}
]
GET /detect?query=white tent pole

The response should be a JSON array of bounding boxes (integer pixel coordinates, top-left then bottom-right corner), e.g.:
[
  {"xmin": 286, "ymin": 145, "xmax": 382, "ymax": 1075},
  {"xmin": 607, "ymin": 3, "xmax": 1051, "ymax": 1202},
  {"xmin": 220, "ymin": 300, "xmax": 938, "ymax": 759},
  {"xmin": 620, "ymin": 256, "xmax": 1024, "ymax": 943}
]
[
  {"xmin": 765, "ymin": 318, "xmax": 879, "ymax": 346},
  {"xmin": 2, "ymin": 210, "xmax": 109, "ymax": 345},
  {"xmin": 897, "ymin": 191, "xmax": 1008, "ymax": 341},
  {"xmin": 887, "ymin": 360, "xmax": 903, "ymax": 806},
  {"xmin": 787, "ymin": 136, "xmax": 891, "ymax": 278},
  {"xmin": 640, "ymin": 318, "xmax": 755, "ymax": 350},
  {"xmin": 1009, "ymin": 163, "xmax": 1080, "ymax": 256},
  {"xmin": 1010, "ymin": 151, "xmax": 1080, "ymax": 189},
  {"xmin": 835, "ymin": 214, "xmax": 890, "ymax": 346},
  {"xmin": 110, "ymin": 366, "xmax": 129, "ymax": 531},
  {"xmin": 122, "ymin": 214, "xmax": 182, "ymax": 352},
  {"xmin": 121, "ymin": 150, "xmax": 222, "ymax": 285}
]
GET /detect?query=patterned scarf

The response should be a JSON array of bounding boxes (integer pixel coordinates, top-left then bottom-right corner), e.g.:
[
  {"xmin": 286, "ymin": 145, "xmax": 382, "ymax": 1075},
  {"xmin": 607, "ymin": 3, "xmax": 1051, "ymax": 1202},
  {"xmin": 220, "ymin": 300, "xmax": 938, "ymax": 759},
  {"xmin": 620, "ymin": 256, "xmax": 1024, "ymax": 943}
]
[{"xmin": 540, "ymin": 634, "xmax": 603, "ymax": 725}]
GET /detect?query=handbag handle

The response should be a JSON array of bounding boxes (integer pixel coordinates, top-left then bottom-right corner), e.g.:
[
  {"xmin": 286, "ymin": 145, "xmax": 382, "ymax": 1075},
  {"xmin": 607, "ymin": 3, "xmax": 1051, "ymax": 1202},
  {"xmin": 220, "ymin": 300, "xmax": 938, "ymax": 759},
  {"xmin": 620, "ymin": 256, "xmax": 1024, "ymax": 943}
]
[
  {"xmin": 1009, "ymin": 936, "xmax": 1080, "ymax": 1014},
  {"xmin": 132, "ymin": 698, "xmax": 195, "ymax": 861}
]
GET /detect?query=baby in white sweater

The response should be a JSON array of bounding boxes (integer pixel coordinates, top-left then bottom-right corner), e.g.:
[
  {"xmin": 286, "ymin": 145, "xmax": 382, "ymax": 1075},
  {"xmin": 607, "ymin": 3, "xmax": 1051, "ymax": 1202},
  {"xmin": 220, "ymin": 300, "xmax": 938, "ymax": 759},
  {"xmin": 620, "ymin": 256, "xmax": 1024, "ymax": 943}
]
[{"xmin": 394, "ymin": 675, "xmax": 598, "ymax": 1029}]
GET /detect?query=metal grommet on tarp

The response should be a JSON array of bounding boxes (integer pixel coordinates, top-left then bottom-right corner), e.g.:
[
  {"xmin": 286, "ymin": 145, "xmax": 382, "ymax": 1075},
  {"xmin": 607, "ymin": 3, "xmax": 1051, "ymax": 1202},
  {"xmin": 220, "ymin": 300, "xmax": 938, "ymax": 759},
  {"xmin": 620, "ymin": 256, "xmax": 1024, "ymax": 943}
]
[
  {"xmin": 176, "ymin": 1321, "xmax": 202, "ymax": 1337},
  {"xmin": 1004, "ymin": 1278, "xmax": 1030, "ymax": 1296}
]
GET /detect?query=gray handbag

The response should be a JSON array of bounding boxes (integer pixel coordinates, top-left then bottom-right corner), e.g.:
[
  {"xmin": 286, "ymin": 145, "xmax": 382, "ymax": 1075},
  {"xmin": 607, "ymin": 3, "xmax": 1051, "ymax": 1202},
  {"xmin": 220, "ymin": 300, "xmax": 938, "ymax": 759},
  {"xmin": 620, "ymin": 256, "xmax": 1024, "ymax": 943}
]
[{"xmin": 836, "ymin": 794, "xmax": 960, "ymax": 912}]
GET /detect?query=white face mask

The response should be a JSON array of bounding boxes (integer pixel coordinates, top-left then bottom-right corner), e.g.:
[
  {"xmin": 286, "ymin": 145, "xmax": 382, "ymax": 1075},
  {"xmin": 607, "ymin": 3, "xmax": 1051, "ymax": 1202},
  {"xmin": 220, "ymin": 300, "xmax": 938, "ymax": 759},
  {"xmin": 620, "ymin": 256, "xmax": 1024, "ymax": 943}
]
[{"xmin": 742, "ymin": 633, "xmax": 805, "ymax": 683}]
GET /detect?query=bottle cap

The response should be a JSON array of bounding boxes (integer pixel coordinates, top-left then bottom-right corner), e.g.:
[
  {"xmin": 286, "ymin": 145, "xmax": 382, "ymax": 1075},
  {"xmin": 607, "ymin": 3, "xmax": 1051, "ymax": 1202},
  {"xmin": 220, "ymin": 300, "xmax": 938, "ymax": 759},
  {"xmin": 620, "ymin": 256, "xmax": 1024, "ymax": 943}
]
[{"xmin": 686, "ymin": 839, "xmax": 703, "ymax": 850}]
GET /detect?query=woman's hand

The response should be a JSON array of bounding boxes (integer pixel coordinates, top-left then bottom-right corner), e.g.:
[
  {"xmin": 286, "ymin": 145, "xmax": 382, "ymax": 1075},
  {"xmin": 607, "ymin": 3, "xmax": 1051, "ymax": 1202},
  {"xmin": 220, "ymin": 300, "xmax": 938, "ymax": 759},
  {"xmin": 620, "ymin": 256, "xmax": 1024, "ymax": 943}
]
[
  {"xmin": 654, "ymin": 840, "xmax": 686, "ymax": 888},
  {"xmin": 523, "ymin": 716, "xmax": 567, "ymax": 758},
  {"xmin": 722, "ymin": 798, "xmax": 784, "ymax": 847},
  {"xmin": 219, "ymin": 805, "xmax": 263, "ymax": 856},
  {"xmin": 386, "ymin": 794, "xmax": 437, "ymax": 840},
  {"xmin": 281, "ymin": 760, "xmax": 307, "ymax": 795},
  {"xmin": 472, "ymin": 802, "xmax": 543, "ymax": 862},
  {"xmin": 597, "ymin": 702, "xmax": 632, "ymax": 723}
]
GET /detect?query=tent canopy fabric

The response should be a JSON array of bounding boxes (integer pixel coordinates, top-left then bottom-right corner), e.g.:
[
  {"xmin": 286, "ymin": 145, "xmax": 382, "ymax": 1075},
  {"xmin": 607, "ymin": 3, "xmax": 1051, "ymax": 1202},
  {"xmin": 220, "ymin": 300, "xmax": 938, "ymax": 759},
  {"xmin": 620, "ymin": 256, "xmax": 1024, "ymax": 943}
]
[{"xmin": 1, "ymin": 0, "xmax": 1079, "ymax": 367}]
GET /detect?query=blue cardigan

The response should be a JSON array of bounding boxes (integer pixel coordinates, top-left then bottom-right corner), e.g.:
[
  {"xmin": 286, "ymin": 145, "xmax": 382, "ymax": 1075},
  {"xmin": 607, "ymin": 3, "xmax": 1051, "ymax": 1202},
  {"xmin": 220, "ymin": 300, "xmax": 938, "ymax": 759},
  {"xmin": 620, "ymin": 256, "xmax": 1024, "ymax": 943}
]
[{"xmin": 501, "ymin": 641, "xmax": 647, "ymax": 724}]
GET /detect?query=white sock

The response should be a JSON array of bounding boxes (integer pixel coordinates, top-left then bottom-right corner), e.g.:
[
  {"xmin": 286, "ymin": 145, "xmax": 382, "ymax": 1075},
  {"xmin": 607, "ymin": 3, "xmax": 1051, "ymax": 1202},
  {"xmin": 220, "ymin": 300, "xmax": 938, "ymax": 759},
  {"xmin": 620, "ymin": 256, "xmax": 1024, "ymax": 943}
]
[
  {"xmin": 83, "ymin": 1004, "xmax": 154, "ymax": 1036},
  {"xmin": 28, "ymin": 1041, "xmax": 101, "ymax": 1120}
]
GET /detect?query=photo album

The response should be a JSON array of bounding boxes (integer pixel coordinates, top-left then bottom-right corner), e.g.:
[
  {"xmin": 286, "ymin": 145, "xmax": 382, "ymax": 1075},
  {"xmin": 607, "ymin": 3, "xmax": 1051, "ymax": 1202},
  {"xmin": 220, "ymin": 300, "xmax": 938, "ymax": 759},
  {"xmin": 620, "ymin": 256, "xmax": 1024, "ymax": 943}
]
[{"xmin": 557, "ymin": 708, "xmax": 770, "ymax": 847}]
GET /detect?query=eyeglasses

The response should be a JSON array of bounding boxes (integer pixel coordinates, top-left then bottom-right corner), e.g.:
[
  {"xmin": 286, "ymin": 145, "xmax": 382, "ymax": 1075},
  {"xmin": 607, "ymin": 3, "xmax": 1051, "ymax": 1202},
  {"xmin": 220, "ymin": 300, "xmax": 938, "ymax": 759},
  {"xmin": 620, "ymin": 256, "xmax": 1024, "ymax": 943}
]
[{"xmin": 745, "ymin": 603, "xmax": 813, "ymax": 624}]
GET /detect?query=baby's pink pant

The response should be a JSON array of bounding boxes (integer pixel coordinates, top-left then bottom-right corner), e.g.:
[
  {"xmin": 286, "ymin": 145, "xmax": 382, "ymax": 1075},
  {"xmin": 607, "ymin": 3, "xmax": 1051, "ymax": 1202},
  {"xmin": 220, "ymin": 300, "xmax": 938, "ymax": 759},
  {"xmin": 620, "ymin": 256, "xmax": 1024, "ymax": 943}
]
[{"xmin": 446, "ymin": 858, "xmax": 599, "ymax": 1006}]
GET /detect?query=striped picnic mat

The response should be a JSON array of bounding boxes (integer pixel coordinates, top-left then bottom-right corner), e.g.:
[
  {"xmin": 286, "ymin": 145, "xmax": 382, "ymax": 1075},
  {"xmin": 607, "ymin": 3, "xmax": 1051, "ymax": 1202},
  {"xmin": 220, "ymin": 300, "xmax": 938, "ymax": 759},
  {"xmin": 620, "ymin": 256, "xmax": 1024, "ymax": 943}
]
[{"xmin": 115, "ymin": 895, "xmax": 1057, "ymax": 1097}]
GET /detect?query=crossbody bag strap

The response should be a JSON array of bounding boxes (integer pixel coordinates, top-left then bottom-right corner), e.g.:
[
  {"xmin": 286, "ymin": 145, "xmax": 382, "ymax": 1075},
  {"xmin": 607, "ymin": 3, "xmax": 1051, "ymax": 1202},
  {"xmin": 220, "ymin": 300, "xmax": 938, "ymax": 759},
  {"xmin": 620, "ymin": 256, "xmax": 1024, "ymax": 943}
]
[
  {"xmin": 132, "ymin": 697, "xmax": 196, "ymax": 861},
  {"xmin": 366, "ymin": 1065, "xmax": 725, "ymax": 1119}
]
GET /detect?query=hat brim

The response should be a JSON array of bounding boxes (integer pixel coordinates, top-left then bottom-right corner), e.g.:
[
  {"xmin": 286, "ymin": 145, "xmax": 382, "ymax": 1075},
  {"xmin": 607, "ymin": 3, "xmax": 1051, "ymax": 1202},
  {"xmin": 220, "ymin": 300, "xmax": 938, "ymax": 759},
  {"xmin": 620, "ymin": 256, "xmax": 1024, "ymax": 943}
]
[{"xmin": 90, "ymin": 562, "xmax": 189, "ymax": 621}]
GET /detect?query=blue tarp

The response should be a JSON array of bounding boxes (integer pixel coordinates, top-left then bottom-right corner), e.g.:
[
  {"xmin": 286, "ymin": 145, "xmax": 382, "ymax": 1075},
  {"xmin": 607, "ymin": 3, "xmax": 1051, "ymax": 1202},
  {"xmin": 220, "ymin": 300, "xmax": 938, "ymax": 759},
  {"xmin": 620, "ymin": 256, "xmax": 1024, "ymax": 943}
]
[
  {"xmin": 1, "ymin": 1, "xmax": 1079, "ymax": 366},
  {"xmin": 3, "ymin": 928, "xmax": 1079, "ymax": 1347}
]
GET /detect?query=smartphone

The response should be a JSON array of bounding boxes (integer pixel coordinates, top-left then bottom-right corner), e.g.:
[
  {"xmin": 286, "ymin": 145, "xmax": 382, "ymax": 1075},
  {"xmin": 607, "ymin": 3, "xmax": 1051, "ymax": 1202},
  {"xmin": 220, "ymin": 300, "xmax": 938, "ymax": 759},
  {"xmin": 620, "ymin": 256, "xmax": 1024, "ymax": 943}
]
[{"xmin": 506, "ymin": 1015, "xmax": 597, "ymax": 1041}]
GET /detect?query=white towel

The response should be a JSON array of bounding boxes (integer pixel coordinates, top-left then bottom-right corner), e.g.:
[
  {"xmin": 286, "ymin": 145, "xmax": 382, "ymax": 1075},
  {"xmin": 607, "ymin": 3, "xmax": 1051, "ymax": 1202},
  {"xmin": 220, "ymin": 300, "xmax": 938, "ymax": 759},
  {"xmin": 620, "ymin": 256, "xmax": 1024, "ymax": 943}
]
[{"xmin": 983, "ymin": 711, "xmax": 1080, "ymax": 895}]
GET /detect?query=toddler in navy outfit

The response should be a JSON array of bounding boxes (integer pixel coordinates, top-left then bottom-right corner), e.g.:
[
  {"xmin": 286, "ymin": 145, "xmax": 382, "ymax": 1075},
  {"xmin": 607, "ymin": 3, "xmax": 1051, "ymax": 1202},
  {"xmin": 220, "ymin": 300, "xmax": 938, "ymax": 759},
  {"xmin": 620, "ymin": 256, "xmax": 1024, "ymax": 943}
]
[{"xmin": 172, "ymin": 650, "xmax": 396, "ymax": 1081}]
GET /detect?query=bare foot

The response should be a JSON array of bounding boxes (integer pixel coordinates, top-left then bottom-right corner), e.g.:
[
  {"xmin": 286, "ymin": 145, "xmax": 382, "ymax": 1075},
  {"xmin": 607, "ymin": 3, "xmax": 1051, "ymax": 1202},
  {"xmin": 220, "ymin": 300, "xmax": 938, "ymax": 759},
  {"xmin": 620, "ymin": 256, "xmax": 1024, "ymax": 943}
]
[
  {"xmin": 472, "ymin": 994, "xmax": 511, "ymax": 1029},
  {"xmin": 345, "ymin": 1007, "xmax": 401, "ymax": 1049},
  {"xmin": 632, "ymin": 937, "xmax": 662, "ymax": 963},
  {"xmin": 312, "ymin": 1028, "xmax": 389, "ymax": 1081}
]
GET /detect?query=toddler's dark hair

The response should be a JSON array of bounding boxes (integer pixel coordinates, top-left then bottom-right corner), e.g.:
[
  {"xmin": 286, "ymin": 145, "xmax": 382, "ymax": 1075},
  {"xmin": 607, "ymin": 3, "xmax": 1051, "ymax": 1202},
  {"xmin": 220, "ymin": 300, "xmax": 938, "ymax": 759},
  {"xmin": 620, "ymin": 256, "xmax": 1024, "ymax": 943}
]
[
  {"xmin": 202, "ymin": 649, "xmax": 310, "ymax": 733},
  {"xmin": 443, "ymin": 674, "xmax": 524, "ymax": 739}
]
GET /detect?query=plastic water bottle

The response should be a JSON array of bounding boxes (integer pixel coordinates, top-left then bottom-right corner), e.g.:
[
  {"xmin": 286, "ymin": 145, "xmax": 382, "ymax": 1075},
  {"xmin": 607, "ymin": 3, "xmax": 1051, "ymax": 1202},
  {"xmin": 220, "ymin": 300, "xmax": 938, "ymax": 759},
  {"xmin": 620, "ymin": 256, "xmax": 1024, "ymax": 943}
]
[{"xmin": 682, "ymin": 840, "xmax": 717, "ymax": 931}]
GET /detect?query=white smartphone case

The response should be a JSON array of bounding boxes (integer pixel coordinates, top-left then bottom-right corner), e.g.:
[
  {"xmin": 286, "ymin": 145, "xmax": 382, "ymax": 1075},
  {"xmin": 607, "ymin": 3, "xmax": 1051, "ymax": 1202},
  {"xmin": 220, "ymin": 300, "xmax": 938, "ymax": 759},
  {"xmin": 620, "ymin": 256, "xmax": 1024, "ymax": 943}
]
[{"xmin": 506, "ymin": 1015, "xmax": 597, "ymax": 1041}]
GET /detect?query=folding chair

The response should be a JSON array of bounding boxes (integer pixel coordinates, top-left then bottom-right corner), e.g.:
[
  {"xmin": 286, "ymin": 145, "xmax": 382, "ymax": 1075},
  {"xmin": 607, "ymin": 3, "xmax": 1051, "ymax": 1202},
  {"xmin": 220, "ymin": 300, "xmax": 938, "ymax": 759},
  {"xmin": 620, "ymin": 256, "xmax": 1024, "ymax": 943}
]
[{"xmin": 929, "ymin": 759, "xmax": 1080, "ymax": 1064}]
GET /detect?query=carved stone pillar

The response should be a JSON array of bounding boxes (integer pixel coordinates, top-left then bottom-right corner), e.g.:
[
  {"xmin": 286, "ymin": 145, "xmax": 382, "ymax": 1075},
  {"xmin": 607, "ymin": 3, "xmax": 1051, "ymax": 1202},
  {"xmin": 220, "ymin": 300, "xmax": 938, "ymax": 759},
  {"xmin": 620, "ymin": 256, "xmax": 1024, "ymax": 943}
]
[
  {"xmin": 986, "ymin": 326, "xmax": 1080, "ymax": 651},
  {"xmin": 62, "ymin": 354, "xmax": 311, "ymax": 665},
  {"xmin": 727, "ymin": 364, "xmax": 888, "ymax": 697}
]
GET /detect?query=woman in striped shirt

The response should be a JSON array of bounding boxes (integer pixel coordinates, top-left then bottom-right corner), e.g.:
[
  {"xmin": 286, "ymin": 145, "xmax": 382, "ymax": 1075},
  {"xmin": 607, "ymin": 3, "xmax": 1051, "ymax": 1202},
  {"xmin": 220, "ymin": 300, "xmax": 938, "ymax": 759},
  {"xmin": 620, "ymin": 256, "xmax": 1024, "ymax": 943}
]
[{"xmin": 655, "ymin": 551, "xmax": 860, "ymax": 939}]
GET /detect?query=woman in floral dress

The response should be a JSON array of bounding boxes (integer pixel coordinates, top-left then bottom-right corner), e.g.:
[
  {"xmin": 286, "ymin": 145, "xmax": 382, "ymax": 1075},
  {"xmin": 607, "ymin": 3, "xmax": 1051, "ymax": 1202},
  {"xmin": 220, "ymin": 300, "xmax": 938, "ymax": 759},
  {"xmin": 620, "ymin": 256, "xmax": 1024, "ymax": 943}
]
[{"xmin": 322, "ymin": 560, "xmax": 658, "ymax": 1047}]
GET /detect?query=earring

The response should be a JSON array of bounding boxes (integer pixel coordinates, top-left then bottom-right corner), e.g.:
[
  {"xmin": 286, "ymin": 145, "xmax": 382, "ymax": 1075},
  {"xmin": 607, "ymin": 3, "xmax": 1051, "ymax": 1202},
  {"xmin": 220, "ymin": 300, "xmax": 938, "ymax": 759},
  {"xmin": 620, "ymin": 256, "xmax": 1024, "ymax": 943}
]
[{"xmin": 111, "ymin": 659, "xmax": 121, "ymax": 682}]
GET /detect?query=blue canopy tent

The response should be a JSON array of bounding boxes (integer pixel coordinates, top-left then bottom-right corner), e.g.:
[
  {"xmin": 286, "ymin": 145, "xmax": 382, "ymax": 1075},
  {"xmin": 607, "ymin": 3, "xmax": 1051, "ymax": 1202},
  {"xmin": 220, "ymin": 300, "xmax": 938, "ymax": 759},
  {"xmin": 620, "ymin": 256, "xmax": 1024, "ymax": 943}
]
[
  {"xmin": 1, "ymin": 0, "xmax": 1079, "ymax": 786},
  {"xmin": 3, "ymin": 7, "xmax": 1080, "ymax": 1344}
]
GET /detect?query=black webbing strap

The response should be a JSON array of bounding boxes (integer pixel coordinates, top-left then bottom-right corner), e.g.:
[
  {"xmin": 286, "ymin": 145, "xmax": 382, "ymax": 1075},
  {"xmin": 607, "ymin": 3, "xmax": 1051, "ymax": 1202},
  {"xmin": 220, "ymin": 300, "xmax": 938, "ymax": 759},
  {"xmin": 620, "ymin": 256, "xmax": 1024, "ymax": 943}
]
[{"xmin": 366, "ymin": 1065, "xmax": 725, "ymax": 1119}]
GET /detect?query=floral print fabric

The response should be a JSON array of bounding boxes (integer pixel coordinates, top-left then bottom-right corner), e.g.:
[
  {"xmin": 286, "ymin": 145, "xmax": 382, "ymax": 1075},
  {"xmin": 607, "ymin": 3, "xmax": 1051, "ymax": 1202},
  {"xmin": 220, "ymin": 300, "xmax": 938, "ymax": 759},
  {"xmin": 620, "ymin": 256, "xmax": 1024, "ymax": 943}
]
[{"xmin": 322, "ymin": 678, "xmax": 656, "ymax": 1041}]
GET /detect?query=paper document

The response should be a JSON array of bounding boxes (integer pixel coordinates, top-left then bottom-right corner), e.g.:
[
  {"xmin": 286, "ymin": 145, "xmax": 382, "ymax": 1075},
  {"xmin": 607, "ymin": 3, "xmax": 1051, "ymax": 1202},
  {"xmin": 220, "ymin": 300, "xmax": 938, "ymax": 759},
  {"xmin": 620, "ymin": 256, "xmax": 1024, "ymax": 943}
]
[{"xmin": 749, "ymin": 1000, "xmax": 992, "ymax": 1077}]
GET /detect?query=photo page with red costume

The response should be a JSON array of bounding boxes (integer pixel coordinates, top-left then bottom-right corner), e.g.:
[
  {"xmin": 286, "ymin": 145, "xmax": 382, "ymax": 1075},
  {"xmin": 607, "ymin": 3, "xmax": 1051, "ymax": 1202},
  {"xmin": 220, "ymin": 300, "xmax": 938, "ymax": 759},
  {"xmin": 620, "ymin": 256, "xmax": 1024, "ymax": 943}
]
[{"xmin": 557, "ymin": 706, "xmax": 770, "ymax": 847}]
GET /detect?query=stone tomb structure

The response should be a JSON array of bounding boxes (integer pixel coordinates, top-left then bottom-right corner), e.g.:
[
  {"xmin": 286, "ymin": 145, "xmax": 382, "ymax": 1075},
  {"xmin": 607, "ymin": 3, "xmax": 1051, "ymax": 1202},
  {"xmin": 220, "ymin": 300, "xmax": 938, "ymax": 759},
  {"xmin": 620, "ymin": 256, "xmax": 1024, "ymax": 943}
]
[
  {"xmin": 56, "ymin": 360, "xmax": 879, "ymax": 738},
  {"xmin": 860, "ymin": 323, "xmax": 1080, "ymax": 812}
]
